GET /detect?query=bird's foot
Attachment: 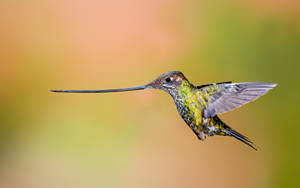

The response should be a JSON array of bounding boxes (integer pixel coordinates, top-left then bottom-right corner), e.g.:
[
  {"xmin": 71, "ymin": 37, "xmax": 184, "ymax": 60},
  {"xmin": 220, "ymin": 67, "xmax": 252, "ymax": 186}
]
[{"xmin": 197, "ymin": 131, "xmax": 207, "ymax": 140}]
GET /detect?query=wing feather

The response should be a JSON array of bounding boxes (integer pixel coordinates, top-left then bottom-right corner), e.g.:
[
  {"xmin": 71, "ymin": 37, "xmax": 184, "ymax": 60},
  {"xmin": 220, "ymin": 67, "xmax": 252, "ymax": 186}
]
[{"xmin": 198, "ymin": 82, "xmax": 277, "ymax": 118}]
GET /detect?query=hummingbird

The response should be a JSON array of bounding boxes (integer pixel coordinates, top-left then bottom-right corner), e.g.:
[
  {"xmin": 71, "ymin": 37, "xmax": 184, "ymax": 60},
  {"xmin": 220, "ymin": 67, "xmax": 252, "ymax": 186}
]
[{"xmin": 51, "ymin": 71, "xmax": 277, "ymax": 150}]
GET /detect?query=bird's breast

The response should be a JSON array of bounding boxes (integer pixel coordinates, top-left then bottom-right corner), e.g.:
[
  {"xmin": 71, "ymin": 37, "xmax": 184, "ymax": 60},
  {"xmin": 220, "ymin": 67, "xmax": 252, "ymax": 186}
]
[{"xmin": 175, "ymin": 95, "xmax": 204, "ymax": 127}]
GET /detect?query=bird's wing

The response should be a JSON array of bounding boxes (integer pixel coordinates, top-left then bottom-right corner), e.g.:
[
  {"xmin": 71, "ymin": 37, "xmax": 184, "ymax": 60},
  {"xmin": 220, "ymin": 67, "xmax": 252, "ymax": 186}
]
[{"xmin": 197, "ymin": 82, "xmax": 277, "ymax": 118}]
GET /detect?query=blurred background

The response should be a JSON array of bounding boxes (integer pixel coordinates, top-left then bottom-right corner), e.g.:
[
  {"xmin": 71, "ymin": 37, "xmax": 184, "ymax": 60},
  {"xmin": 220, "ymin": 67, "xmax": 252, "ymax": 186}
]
[{"xmin": 1, "ymin": 0, "xmax": 299, "ymax": 187}]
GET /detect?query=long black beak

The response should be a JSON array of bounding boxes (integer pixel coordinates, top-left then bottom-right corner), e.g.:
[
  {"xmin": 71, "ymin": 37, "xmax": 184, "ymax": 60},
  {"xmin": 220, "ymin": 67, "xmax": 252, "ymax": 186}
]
[{"xmin": 50, "ymin": 85, "xmax": 147, "ymax": 93}]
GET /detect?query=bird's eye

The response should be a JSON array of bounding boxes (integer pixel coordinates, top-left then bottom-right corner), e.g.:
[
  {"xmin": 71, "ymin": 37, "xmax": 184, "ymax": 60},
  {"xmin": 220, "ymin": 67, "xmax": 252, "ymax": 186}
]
[{"xmin": 165, "ymin": 77, "xmax": 172, "ymax": 83}]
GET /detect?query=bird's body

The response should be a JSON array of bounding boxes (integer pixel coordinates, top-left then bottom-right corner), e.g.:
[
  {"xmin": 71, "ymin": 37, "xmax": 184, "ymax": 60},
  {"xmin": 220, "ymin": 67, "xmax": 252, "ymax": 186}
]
[
  {"xmin": 52, "ymin": 71, "xmax": 277, "ymax": 150},
  {"xmin": 174, "ymin": 80, "xmax": 224, "ymax": 139},
  {"xmin": 170, "ymin": 79, "xmax": 257, "ymax": 149}
]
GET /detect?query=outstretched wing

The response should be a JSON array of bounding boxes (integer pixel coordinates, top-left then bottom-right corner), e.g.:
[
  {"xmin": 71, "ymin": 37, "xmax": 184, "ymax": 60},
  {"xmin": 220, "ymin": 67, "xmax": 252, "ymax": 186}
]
[{"xmin": 197, "ymin": 82, "xmax": 277, "ymax": 118}]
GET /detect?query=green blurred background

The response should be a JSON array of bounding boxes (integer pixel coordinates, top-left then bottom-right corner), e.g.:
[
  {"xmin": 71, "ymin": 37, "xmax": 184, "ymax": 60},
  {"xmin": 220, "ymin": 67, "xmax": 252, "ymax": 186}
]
[{"xmin": 1, "ymin": 0, "xmax": 299, "ymax": 187}]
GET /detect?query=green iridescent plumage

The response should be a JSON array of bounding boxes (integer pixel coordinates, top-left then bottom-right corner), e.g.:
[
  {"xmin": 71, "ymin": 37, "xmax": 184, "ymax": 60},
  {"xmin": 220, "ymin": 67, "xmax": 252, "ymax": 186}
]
[
  {"xmin": 51, "ymin": 71, "xmax": 277, "ymax": 150},
  {"xmin": 173, "ymin": 78, "xmax": 276, "ymax": 150}
]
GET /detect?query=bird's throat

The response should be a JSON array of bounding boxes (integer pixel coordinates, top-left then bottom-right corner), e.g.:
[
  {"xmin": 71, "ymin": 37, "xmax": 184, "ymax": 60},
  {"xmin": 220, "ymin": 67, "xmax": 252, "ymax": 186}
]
[{"xmin": 177, "ymin": 80, "xmax": 193, "ymax": 99}]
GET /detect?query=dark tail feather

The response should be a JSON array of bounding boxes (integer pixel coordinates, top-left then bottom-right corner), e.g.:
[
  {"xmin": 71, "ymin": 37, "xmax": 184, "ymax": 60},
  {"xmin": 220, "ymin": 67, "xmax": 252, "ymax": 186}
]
[{"xmin": 225, "ymin": 128, "xmax": 257, "ymax": 151}]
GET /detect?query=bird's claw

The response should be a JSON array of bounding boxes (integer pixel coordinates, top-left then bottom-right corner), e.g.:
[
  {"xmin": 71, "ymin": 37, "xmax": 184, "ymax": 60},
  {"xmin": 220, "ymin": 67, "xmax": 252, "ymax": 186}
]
[{"xmin": 197, "ymin": 131, "xmax": 207, "ymax": 140}]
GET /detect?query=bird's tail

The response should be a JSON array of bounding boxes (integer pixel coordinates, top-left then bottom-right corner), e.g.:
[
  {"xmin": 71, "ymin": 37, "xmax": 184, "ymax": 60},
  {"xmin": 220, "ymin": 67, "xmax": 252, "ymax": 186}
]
[{"xmin": 223, "ymin": 126, "xmax": 257, "ymax": 150}]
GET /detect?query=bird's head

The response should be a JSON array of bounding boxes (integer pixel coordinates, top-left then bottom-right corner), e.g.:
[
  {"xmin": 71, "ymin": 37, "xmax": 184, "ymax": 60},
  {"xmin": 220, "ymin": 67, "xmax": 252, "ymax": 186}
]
[{"xmin": 146, "ymin": 71, "xmax": 189, "ymax": 94}]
